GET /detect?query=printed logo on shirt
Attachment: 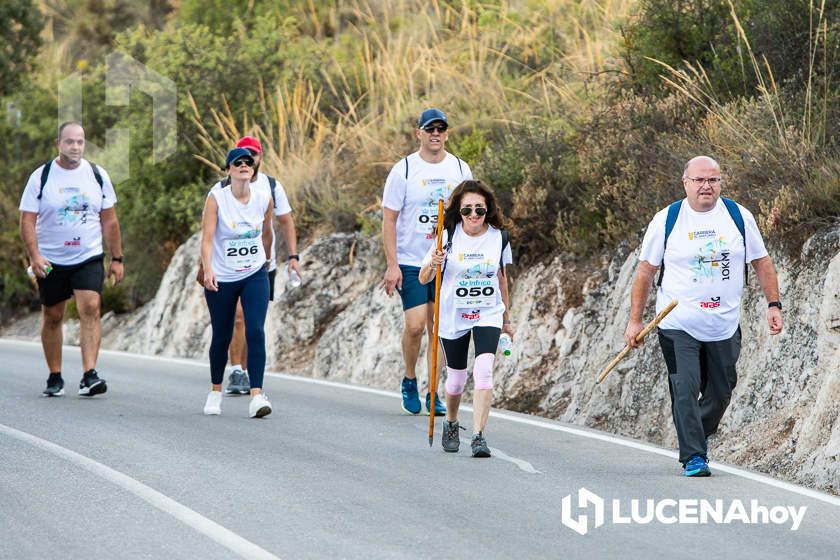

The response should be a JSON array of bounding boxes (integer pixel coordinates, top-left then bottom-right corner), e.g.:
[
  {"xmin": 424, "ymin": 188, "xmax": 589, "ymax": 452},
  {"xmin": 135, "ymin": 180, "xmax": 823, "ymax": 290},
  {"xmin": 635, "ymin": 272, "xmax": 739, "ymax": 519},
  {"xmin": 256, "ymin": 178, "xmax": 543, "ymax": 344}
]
[
  {"xmin": 699, "ymin": 297, "xmax": 721, "ymax": 309},
  {"xmin": 457, "ymin": 252, "xmax": 484, "ymax": 262},
  {"xmin": 688, "ymin": 229, "xmax": 716, "ymax": 241},
  {"xmin": 460, "ymin": 310, "xmax": 481, "ymax": 321},
  {"xmin": 57, "ymin": 193, "xmax": 92, "ymax": 226},
  {"xmin": 64, "ymin": 236, "xmax": 82, "ymax": 246},
  {"xmin": 691, "ymin": 238, "xmax": 732, "ymax": 284},
  {"xmin": 60, "ymin": 186, "xmax": 81, "ymax": 194}
]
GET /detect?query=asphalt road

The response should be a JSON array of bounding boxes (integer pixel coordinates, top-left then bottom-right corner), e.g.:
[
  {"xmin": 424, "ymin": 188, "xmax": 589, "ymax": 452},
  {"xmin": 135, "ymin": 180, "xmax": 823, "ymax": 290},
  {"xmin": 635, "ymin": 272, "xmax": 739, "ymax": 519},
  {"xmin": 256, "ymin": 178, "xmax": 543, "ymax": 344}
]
[{"xmin": 1, "ymin": 338, "xmax": 838, "ymax": 560}]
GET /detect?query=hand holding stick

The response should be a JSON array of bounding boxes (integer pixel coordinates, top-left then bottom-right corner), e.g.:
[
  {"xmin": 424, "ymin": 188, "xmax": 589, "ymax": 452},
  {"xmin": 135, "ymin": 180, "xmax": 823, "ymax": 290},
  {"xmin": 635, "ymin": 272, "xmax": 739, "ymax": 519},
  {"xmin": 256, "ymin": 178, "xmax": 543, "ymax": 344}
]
[{"xmin": 596, "ymin": 300, "xmax": 678, "ymax": 384}]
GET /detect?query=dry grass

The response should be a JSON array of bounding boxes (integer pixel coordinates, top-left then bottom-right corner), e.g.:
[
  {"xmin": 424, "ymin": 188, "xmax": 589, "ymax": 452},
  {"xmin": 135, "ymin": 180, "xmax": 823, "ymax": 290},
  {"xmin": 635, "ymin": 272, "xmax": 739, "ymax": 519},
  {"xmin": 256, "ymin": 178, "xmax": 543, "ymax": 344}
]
[
  {"xmin": 646, "ymin": 0, "xmax": 837, "ymax": 234},
  {"xmin": 190, "ymin": 0, "xmax": 635, "ymax": 233}
]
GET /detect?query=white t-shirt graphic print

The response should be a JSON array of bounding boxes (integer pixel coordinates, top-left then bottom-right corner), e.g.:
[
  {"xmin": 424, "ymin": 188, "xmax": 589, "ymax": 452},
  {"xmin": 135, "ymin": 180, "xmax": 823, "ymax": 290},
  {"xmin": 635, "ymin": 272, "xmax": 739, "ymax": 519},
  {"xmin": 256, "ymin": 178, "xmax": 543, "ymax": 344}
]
[
  {"xmin": 382, "ymin": 151, "xmax": 472, "ymax": 267},
  {"xmin": 209, "ymin": 186, "xmax": 271, "ymax": 283},
  {"xmin": 423, "ymin": 224, "xmax": 513, "ymax": 340},
  {"xmin": 638, "ymin": 197, "xmax": 768, "ymax": 341},
  {"xmin": 18, "ymin": 159, "xmax": 117, "ymax": 265}
]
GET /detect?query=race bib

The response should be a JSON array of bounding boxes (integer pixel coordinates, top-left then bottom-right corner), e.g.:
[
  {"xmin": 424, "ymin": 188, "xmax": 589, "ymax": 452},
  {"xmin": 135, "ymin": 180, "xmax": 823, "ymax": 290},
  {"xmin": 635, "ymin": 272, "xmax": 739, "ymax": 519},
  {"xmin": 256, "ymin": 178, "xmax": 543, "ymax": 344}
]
[
  {"xmin": 415, "ymin": 203, "xmax": 438, "ymax": 235},
  {"xmin": 454, "ymin": 279, "xmax": 496, "ymax": 308},
  {"xmin": 224, "ymin": 238, "xmax": 261, "ymax": 270}
]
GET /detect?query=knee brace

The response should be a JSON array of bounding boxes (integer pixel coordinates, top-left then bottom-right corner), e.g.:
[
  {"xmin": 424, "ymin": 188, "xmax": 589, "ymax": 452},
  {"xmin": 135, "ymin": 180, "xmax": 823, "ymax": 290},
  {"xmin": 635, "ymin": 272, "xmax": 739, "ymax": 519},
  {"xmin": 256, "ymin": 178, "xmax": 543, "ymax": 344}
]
[
  {"xmin": 445, "ymin": 367, "xmax": 468, "ymax": 395},
  {"xmin": 473, "ymin": 353, "xmax": 495, "ymax": 390}
]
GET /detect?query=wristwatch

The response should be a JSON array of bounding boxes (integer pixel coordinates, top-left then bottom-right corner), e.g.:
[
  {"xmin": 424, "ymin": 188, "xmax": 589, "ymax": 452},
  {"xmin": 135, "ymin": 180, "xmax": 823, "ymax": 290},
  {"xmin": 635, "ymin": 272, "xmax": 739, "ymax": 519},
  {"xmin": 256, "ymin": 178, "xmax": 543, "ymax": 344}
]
[
  {"xmin": 288, "ymin": 254, "xmax": 299, "ymax": 261},
  {"xmin": 768, "ymin": 301, "xmax": 782, "ymax": 310},
  {"xmin": 111, "ymin": 255, "xmax": 124, "ymax": 262}
]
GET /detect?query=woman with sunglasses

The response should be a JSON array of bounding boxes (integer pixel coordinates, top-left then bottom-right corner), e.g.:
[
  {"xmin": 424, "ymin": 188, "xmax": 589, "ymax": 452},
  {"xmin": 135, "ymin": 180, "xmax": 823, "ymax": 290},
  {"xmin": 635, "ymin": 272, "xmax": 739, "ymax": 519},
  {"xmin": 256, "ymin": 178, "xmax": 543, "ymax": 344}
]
[
  {"xmin": 200, "ymin": 147, "xmax": 274, "ymax": 418},
  {"xmin": 419, "ymin": 179, "xmax": 514, "ymax": 457}
]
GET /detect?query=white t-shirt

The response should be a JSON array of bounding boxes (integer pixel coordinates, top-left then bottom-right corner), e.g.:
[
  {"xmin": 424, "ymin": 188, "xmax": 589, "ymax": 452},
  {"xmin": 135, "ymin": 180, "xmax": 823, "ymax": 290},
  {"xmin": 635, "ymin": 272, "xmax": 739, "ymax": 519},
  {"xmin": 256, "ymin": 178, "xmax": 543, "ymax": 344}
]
[
  {"xmin": 638, "ymin": 197, "xmax": 769, "ymax": 341},
  {"xmin": 423, "ymin": 224, "xmax": 513, "ymax": 339},
  {"xmin": 382, "ymin": 151, "xmax": 472, "ymax": 267},
  {"xmin": 209, "ymin": 185, "xmax": 271, "ymax": 282},
  {"xmin": 18, "ymin": 158, "xmax": 117, "ymax": 266},
  {"xmin": 210, "ymin": 173, "xmax": 290, "ymax": 272}
]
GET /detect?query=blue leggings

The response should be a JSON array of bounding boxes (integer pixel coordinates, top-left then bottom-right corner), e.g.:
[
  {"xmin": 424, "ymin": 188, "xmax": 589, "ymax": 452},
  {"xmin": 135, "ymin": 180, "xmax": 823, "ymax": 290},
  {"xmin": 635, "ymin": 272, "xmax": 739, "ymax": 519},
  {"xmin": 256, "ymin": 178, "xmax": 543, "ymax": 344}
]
[{"xmin": 204, "ymin": 268, "xmax": 269, "ymax": 389}]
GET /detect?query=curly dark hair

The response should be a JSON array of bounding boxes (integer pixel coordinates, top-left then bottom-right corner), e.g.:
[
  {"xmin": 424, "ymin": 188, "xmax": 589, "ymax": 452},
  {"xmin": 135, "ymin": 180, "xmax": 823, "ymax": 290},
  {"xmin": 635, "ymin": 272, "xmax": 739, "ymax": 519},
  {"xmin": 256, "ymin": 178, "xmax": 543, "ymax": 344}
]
[{"xmin": 442, "ymin": 179, "xmax": 510, "ymax": 232}]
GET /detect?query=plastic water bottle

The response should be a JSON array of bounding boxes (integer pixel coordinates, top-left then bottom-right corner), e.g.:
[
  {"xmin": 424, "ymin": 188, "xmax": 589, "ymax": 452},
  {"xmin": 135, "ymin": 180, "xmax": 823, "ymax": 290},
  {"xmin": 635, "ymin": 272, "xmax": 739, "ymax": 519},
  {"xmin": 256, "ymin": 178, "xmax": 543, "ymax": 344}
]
[
  {"xmin": 498, "ymin": 333, "xmax": 513, "ymax": 356},
  {"xmin": 286, "ymin": 265, "xmax": 302, "ymax": 288},
  {"xmin": 26, "ymin": 264, "xmax": 52, "ymax": 278}
]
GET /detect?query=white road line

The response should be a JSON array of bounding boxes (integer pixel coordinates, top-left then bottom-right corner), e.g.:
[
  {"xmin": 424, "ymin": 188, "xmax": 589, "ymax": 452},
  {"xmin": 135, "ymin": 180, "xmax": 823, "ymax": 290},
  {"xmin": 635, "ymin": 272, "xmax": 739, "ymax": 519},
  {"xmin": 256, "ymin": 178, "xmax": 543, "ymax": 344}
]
[
  {"xmin": 489, "ymin": 447, "xmax": 542, "ymax": 474},
  {"xmin": 4, "ymin": 338, "xmax": 840, "ymax": 507},
  {"xmin": 0, "ymin": 423, "xmax": 281, "ymax": 560}
]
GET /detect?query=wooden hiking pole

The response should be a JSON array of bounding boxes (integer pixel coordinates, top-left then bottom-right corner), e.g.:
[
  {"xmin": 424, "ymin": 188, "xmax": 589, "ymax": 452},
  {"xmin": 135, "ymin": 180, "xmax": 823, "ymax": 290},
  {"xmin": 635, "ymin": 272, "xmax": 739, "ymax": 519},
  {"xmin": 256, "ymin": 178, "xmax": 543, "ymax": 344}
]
[
  {"xmin": 428, "ymin": 199, "xmax": 445, "ymax": 447},
  {"xmin": 596, "ymin": 300, "xmax": 678, "ymax": 384}
]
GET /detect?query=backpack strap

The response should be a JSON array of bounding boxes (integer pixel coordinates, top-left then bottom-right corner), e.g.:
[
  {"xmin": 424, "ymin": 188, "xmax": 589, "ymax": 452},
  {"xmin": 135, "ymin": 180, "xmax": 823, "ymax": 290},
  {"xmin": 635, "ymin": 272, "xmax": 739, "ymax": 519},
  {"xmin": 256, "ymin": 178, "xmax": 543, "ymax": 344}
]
[
  {"xmin": 440, "ymin": 223, "xmax": 456, "ymax": 277},
  {"xmin": 37, "ymin": 160, "xmax": 106, "ymax": 200},
  {"xmin": 657, "ymin": 200, "xmax": 683, "ymax": 287},
  {"xmin": 89, "ymin": 162, "xmax": 105, "ymax": 198},
  {"xmin": 404, "ymin": 157, "xmax": 409, "ymax": 180},
  {"xmin": 37, "ymin": 160, "xmax": 53, "ymax": 200},
  {"xmin": 721, "ymin": 196, "xmax": 748, "ymax": 280},
  {"xmin": 456, "ymin": 157, "xmax": 463, "ymax": 178},
  {"xmin": 499, "ymin": 230, "xmax": 510, "ymax": 273},
  {"xmin": 267, "ymin": 175, "xmax": 277, "ymax": 208}
]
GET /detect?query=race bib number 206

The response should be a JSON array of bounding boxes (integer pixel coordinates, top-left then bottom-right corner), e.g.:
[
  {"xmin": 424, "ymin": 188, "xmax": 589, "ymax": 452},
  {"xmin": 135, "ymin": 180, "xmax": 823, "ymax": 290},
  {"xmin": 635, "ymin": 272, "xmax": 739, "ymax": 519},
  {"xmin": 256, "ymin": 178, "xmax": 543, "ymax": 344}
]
[{"xmin": 224, "ymin": 238, "xmax": 261, "ymax": 270}]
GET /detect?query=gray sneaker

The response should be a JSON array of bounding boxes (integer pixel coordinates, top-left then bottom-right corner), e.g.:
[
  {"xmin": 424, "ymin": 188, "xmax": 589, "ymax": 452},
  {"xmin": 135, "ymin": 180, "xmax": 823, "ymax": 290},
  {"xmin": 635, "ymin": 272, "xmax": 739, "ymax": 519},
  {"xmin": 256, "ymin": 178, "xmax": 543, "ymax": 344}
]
[
  {"xmin": 225, "ymin": 369, "xmax": 246, "ymax": 395},
  {"xmin": 239, "ymin": 370, "xmax": 251, "ymax": 394},
  {"xmin": 441, "ymin": 420, "xmax": 461, "ymax": 453},
  {"xmin": 471, "ymin": 432, "xmax": 491, "ymax": 458}
]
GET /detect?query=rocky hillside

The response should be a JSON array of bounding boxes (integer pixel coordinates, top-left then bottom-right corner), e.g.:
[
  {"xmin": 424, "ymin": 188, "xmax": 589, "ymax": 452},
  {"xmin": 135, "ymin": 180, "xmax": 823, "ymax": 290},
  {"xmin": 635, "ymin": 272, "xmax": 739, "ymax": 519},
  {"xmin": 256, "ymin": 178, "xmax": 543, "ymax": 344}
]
[{"xmin": 5, "ymin": 228, "xmax": 840, "ymax": 495}]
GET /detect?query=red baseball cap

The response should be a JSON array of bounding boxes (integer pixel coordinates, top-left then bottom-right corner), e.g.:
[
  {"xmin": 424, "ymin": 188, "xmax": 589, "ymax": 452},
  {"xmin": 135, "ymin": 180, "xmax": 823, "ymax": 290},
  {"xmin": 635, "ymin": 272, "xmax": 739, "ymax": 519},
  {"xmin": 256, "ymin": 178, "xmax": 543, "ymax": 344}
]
[{"xmin": 236, "ymin": 135, "xmax": 262, "ymax": 154}]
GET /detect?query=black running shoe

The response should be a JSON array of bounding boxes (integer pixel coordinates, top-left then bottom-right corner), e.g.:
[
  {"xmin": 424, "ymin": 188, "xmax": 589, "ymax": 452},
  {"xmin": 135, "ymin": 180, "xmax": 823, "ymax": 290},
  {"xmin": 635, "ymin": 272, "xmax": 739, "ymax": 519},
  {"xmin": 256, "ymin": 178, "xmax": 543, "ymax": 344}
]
[
  {"xmin": 78, "ymin": 369, "xmax": 107, "ymax": 396},
  {"xmin": 42, "ymin": 374, "xmax": 64, "ymax": 397},
  {"xmin": 441, "ymin": 420, "xmax": 461, "ymax": 453},
  {"xmin": 471, "ymin": 432, "xmax": 491, "ymax": 458}
]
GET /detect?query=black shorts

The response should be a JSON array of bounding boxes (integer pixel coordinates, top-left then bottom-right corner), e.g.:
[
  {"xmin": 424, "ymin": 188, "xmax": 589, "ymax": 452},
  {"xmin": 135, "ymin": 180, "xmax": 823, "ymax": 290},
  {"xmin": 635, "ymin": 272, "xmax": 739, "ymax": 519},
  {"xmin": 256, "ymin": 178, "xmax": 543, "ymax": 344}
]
[
  {"xmin": 37, "ymin": 254, "xmax": 105, "ymax": 307},
  {"xmin": 268, "ymin": 268, "xmax": 277, "ymax": 301},
  {"xmin": 440, "ymin": 326, "xmax": 502, "ymax": 369}
]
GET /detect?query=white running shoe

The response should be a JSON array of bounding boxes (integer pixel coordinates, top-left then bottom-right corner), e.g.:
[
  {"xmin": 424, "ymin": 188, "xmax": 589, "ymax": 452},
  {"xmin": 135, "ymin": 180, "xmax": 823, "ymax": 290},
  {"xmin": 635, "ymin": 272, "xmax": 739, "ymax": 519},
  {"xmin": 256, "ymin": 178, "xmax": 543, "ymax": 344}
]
[
  {"xmin": 203, "ymin": 390, "xmax": 222, "ymax": 415},
  {"xmin": 249, "ymin": 392, "xmax": 272, "ymax": 418}
]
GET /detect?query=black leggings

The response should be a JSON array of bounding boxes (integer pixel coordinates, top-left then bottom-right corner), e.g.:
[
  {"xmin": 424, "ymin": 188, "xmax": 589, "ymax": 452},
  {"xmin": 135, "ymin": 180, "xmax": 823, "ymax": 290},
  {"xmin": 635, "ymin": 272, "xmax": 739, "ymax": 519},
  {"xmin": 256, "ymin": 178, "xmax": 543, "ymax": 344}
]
[{"xmin": 440, "ymin": 326, "xmax": 501, "ymax": 369}]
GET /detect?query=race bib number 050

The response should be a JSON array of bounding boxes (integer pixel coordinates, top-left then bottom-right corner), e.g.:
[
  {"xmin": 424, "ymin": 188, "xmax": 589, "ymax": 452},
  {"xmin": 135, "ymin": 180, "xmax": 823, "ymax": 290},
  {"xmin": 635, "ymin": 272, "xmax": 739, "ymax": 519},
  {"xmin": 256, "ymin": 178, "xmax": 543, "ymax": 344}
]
[{"xmin": 454, "ymin": 280, "xmax": 496, "ymax": 308}]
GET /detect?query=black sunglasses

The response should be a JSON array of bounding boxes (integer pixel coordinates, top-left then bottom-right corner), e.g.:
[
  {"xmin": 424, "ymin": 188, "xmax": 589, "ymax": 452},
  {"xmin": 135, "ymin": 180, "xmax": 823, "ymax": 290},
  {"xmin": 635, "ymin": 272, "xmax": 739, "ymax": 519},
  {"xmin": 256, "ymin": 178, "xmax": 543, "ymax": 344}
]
[
  {"xmin": 231, "ymin": 158, "xmax": 254, "ymax": 168},
  {"xmin": 423, "ymin": 124, "xmax": 448, "ymax": 133},
  {"xmin": 460, "ymin": 207, "xmax": 487, "ymax": 216}
]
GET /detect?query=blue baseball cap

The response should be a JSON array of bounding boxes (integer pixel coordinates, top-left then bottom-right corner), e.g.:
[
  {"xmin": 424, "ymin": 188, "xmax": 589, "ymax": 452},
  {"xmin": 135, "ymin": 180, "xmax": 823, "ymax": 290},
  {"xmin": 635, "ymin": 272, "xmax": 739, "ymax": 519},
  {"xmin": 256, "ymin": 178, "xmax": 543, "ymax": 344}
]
[
  {"xmin": 224, "ymin": 147, "xmax": 254, "ymax": 168},
  {"xmin": 417, "ymin": 108, "xmax": 448, "ymax": 129}
]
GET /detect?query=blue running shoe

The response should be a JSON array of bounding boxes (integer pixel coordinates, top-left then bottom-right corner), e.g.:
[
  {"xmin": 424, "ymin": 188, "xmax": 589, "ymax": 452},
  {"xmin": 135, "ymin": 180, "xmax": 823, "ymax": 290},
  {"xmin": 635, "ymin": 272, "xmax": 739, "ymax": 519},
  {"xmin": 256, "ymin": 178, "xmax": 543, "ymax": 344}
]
[
  {"xmin": 425, "ymin": 392, "xmax": 446, "ymax": 416},
  {"xmin": 401, "ymin": 377, "xmax": 422, "ymax": 415},
  {"xmin": 684, "ymin": 454, "xmax": 711, "ymax": 477}
]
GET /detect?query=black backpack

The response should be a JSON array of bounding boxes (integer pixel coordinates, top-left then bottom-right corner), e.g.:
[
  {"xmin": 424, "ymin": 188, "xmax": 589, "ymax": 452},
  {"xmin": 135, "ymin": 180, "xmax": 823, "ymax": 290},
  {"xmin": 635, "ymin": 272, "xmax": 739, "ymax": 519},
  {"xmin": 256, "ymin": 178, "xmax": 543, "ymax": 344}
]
[{"xmin": 37, "ymin": 160, "xmax": 105, "ymax": 200}]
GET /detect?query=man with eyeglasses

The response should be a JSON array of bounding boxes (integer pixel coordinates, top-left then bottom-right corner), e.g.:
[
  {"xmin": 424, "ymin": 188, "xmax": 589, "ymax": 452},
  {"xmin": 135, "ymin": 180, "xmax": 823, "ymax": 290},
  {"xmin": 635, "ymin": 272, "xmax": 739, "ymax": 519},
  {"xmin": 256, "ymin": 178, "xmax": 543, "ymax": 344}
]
[
  {"xmin": 19, "ymin": 121, "xmax": 123, "ymax": 398},
  {"xmin": 381, "ymin": 108, "xmax": 472, "ymax": 416},
  {"xmin": 624, "ymin": 156, "xmax": 783, "ymax": 477}
]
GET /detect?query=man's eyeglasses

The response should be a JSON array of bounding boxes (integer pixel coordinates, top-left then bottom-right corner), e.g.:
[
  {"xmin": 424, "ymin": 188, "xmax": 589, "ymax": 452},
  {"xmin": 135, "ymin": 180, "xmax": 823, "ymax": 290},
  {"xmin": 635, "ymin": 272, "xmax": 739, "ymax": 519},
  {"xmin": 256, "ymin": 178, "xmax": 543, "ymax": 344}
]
[
  {"xmin": 460, "ymin": 206, "xmax": 487, "ymax": 216},
  {"xmin": 423, "ymin": 125, "xmax": 448, "ymax": 133},
  {"xmin": 231, "ymin": 159, "xmax": 254, "ymax": 168},
  {"xmin": 686, "ymin": 177, "xmax": 722, "ymax": 186}
]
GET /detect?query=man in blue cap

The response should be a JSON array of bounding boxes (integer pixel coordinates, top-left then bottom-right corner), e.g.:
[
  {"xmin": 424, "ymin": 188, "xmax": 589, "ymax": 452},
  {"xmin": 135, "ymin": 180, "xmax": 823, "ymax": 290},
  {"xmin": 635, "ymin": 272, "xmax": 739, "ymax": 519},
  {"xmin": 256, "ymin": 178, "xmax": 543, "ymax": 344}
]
[{"xmin": 380, "ymin": 108, "xmax": 472, "ymax": 416}]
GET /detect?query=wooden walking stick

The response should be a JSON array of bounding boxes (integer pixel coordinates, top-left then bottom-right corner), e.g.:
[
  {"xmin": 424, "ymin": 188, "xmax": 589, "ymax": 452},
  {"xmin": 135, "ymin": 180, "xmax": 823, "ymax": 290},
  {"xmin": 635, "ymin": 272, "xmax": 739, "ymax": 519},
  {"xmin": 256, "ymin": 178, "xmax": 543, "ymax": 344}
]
[
  {"xmin": 596, "ymin": 300, "xmax": 678, "ymax": 384},
  {"xmin": 428, "ymin": 199, "xmax": 445, "ymax": 447}
]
